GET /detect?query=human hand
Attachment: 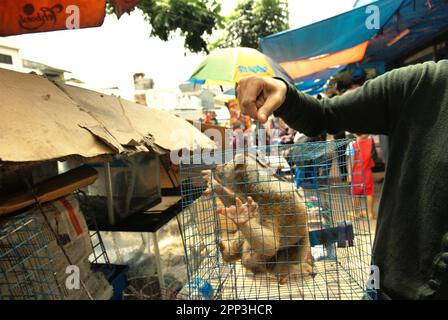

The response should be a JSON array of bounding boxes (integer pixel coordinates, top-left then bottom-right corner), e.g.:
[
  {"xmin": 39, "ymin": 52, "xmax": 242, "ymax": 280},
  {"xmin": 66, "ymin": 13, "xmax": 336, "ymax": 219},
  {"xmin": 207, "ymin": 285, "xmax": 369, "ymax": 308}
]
[{"xmin": 236, "ymin": 76, "xmax": 288, "ymax": 124}]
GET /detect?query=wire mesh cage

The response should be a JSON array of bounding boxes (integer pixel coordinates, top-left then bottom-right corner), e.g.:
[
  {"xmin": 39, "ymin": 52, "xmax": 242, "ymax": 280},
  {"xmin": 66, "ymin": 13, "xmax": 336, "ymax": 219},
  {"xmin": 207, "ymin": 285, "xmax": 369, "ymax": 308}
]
[
  {"xmin": 75, "ymin": 190, "xmax": 122, "ymax": 292},
  {"xmin": 178, "ymin": 139, "xmax": 375, "ymax": 300},
  {"xmin": 0, "ymin": 216, "xmax": 62, "ymax": 300},
  {"xmin": 75, "ymin": 191, "xmax": 112, "ymax": 265},
  {"xmin": 0, "ymin": 193, "xmax": 114, "ymax": 300}
]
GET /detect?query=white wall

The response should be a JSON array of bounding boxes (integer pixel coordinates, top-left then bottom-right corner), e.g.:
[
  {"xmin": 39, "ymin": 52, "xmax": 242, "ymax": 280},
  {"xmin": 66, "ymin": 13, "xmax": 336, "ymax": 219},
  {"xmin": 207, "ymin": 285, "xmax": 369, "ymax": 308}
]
[
  {"xmin": 0, "ymin": 41, "xmax": 24, "ymax": 72},
  {"xmin": 146, "ymin": 89, "xmax": 202, "ymax": 111}
]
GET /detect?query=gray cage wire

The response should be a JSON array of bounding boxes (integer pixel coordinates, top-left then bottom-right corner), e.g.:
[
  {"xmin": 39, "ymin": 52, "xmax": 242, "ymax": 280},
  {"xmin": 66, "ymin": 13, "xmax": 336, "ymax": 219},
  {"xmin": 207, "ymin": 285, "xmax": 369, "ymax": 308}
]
[{"xmin": 179, "ymin": 139, "xmax": 375, "ymax": 300}]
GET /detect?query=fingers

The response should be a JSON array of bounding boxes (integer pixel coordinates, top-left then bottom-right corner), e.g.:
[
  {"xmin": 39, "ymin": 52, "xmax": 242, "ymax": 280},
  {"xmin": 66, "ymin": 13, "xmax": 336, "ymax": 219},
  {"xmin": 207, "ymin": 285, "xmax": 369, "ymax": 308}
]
[
  {"xmin": 235, "ymin": 198, "xmax": 243, "ymax": 207},
  {"xmin": 258, "ymin": 93, "xmax": 285, "ymax": 124},
  {"xmin": 217, "ymin": 206, "xmax": 236, "ymax": 218},
  {"xmin": 217, "ymin": 197, "xmax": 258, "ymax": 216},
  {"xmin": 237, "ymin": 77, "xmax": 264, "ymax": 119},
  {"xmin": 247, "ymin": 197, "xmax": 257, "ymax": 209},
  {"xmin": 237, "ymin": 76, "xmax": 288, "ymax": 124},
  {"xmin": 246, "ymin": 197, "xmax": 259, "ymax": 218},
  {"xmin": 237, "ymin": 77, "xmax": 265, "ymax": 119},
  {"xmin": 201, "ymin": 170, "xmax": 212, "ymax": 182},
  {"xmin": 201, "ymin": 169, "xmax": 212, "ymax": 175}
]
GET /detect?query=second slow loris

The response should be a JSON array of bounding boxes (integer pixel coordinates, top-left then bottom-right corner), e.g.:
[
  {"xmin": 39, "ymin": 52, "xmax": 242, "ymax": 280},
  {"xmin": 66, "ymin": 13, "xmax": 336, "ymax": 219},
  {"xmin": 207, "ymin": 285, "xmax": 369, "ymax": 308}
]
[{"xmin": 203, "ymin": 155, "xmax": 314, "ymax": 285}]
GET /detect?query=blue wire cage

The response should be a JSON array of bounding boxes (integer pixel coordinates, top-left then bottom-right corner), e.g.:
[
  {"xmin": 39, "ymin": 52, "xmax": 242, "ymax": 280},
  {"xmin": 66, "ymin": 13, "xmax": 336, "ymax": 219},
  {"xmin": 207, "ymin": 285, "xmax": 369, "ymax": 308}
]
[
  {"xmin": 0, "ymin": 215, "xmax": 62, "ymax": 300},
  {"xmin": 0, "ymin": 192, "xmax": 114, "ymax": 300},
  {"xmin": 178, "ymin": 139, "xmax": 375, "ymax": 300}
]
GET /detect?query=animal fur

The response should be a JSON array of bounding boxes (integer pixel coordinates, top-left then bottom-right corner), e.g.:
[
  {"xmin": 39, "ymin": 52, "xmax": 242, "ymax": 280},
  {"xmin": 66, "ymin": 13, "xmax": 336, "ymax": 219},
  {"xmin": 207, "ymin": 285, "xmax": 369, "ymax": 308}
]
[{"xmin": 204, "ymin": 155, "xmax": 314, "ymax": 284}]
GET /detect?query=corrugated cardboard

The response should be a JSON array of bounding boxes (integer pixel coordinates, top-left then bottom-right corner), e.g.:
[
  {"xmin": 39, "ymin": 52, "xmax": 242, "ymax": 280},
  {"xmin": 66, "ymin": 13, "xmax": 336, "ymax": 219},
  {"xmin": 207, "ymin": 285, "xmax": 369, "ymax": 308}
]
[
  {"xmin": 0, "ymin": 68, "xmax": 215, "ymax": 166},
  {"xmin": 0, "ymin": 68, "xmax": 112, "ymax": 164}
]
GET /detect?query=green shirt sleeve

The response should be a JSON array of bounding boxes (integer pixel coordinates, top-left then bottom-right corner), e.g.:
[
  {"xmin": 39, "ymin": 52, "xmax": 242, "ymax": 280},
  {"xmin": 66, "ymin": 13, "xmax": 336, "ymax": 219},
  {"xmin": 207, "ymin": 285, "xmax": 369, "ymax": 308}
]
[{"xmin": 273, "ymin": 62, "xmax": 433, "ymax": 137}]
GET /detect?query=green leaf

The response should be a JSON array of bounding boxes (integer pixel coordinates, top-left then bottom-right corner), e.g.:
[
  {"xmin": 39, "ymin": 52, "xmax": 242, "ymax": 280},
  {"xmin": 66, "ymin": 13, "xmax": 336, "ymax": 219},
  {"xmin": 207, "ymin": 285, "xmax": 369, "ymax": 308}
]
[
  {"xmin": 209, "ymin": 0, "xmax": 289, "ymax": 51},
  {"xmin": 107, "ymin": 0, "xmax": 222, "ymax": 53}
]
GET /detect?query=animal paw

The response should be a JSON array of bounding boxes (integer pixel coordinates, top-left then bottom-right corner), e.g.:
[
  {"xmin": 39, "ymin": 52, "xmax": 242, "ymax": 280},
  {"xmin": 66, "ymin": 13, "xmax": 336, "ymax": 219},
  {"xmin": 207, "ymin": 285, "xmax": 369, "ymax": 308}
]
[
  {"xmin": 299, "ymin": 263, "xmax": 315, "ymax": 278},
  {"xmin": 219, "ymin": 238, "xmax": 243, "ymax": 263},
  {"xmin": 217, "ymin": 197, "xmax": 259, "ymax": 226},
  {"xmin": 201, "ymin": 170, "xmax": 222, "ymax": 196},
  {"xmin": 276, "ymin": 263, "xmax": 315, "ymax": 285}
]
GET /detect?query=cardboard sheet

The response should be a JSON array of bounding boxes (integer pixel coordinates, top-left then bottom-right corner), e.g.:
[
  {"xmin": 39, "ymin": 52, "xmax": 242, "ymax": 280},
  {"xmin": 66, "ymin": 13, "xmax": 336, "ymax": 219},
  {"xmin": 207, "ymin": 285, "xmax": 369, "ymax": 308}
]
[{"xmin": 0, "ymin": 68, "xmax": 215, "ymax": 165}]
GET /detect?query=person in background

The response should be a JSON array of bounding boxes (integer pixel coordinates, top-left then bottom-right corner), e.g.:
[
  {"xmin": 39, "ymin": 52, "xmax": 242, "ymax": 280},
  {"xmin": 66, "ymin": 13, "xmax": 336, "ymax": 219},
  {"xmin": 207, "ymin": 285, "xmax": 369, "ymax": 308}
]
[
  {"xmin": 231, "ymin": 120, "xmax": 245, "ymax": 151},
  {"xmin": 334, "ymin": 130, "xmax": 349, "ymax": 181},
  {"xmin": 348, "ymin": 68, "xmax": 388, "ymax": 173},
  {"xmin": 266, "ymin": 116, "xmax": 285, "ymax": 145},
  {"xmin": 346, "ymin": 134, "xmax": 376, "ymax": 220},
  {"xmin": 266, "ymin": 116, "xmax": 299, "ymax": 145},
  {"xmin": 210, "ymin": 111, "xmax": 218, "ymax": 125},
  {"xmin": 349, "ymin": 67, "xmax": 367, "ymax": 91},
  {"xmin": 227, "ymin": 98, "xmax": 253, "ymax": 132},
  {"xmin": 326, "ymin": 77, "xmax": 352, "ymax": 181},
  {"xmin": 280, "ymin": 127, "xmax": 298, "ymax": 144},
  {"xmin": 201, "ymin": 111, "xmax": 212, "ymax": 124}
]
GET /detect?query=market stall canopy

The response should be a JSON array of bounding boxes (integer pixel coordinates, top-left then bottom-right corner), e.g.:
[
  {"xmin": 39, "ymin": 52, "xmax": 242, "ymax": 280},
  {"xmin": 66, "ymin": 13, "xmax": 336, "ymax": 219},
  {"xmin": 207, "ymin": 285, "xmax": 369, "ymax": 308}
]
[
  {"xmin": 260, "ymin": 0, "xmax": 403, "ymax": 65},
  {"xmin": 364, "ymin": 0, "xmax": 448, "ymax": 63},
  {"xmin": 0, "ymin": 0, "xmax": 140, "ymax": 36},
  {"xmin": 261, "ymin": 0, "xmax": 448, "ymax": 95},
  {"xmin": 0, "ymin": 68, "xmax": 215, "ymax": 165},
  {"xmin": 260, "ymin": 0, "xmax": 405, "ymax": 93}
]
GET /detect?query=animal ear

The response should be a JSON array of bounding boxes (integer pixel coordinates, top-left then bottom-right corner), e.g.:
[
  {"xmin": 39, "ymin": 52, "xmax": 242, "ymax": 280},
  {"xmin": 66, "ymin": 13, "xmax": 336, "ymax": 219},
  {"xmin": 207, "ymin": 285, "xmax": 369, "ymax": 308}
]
[{"xmin": 235, "ymin": 162, "xmax": 246, "ymax": 172}]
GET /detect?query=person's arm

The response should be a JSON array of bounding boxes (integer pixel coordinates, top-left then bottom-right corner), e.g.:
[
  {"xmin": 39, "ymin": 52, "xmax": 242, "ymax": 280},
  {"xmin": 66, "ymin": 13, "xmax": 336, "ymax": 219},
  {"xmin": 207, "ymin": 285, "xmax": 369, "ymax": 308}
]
[
  {"xmin": 274, "ymin": 63, "xmax": 430, "ymax": 137},
  {"xmin": 237, "ymin": 61, "xmax": 441, "ymax": 137}
]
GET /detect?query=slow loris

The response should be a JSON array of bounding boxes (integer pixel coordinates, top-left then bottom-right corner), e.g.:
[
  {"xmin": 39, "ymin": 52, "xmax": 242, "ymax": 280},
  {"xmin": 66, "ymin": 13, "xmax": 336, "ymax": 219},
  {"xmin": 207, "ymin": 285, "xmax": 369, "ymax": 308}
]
[{"xmin": 202, "ymin": 155, "xmax": 314, "ymax": 285}]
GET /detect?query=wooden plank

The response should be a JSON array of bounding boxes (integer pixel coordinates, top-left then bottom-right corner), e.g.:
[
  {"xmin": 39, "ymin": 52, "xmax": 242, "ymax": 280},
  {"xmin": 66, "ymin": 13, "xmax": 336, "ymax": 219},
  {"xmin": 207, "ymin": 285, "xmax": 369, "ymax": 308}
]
[{"xmin": 0, "ymin": 165, "xmax": 98, "ymax": 216}]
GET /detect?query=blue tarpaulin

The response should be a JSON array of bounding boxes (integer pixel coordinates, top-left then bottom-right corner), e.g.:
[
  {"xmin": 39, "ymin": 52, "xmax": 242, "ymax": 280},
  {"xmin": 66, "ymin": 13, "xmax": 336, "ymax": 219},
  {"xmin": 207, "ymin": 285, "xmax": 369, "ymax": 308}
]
[
  {"xmin": 354, "ymin": 0, "xmax": 379, "ymax": 8},
  {"xmin": 296, "ymin": 66, "xmax": 346, "ymax": 95},
  {"xmin": 261, "ymin": 0, "xmax": 448, "ymax": 95},
  {"xmin": 365, "ymin": 0, "xmax": 448, "ymax": 63},
  {"xmin": 260, "ymin": 0, "xmax": 404, "ymax": 63}
]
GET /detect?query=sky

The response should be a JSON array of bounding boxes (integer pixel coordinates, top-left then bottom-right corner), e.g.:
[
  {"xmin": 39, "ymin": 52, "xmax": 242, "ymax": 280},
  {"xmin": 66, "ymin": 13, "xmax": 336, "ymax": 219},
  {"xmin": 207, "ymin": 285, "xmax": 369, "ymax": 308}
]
[{"xmin": 6, "ymin": 0, "xmax": 357, "ymax": 99}]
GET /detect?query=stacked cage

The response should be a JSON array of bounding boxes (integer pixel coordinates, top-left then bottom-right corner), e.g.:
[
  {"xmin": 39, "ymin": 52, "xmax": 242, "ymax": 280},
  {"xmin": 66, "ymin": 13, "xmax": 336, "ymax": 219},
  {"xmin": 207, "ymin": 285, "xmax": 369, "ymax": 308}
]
[
  {"xmin": 0, "ymin": 193, "xmax": 114, "ymax": 300},
  {"xmin": 179, "ymin": 139, "xmax": 374, "ymax": 300},
  {"xmin": 0, "ymin": 216, "xmax": 62, "ymax": 300}
]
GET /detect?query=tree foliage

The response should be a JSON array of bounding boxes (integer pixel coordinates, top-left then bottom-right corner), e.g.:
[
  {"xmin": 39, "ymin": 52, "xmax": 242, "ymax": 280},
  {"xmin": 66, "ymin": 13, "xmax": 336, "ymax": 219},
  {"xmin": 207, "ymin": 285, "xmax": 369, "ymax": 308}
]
[
  {"xmin": 109, "ymin": 0, "xmax": 223, "ymax": 53},
  {"xmin": 211, "ymin": 0, "xmax": 289, "ymax": 50}
]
